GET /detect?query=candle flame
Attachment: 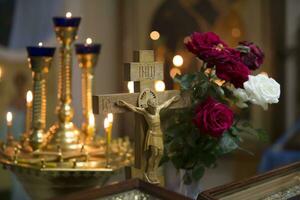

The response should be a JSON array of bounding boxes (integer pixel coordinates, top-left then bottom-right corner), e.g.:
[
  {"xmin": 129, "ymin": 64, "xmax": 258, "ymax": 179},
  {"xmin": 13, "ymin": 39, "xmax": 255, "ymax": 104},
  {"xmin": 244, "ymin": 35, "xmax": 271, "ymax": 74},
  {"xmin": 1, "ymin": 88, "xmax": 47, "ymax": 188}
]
[
  {"xmin": 127, "ymin": 81, "xmax": 134, "ymax": 93},
  {"xmin": 89, "ymin": 113, "xmax": 95, "ymax": 126},
  {"xmin": 86, "ymin": 38, "xmax": 92, "ymax": 45},
  {"xmin": 0, "ymin": 67, "xmax": 2, "ymax": 79},
  {"xmin": 107, "ymin": 113, "xmax": 113, "ymax": 123},
  {"xmin": 104, "ymin": 117, "xmax": 109, "ymax": 129},
  {"xmin": 26, "ymin": 90, "xmax": 33, "ymax": 103},
  {"xmin": 66, "ymin": 12, "xmax": 72, "ymax": 18},
  {"xmin": 38, "ymin": 42, "xmax": 43, "ymax": 47},
  {"xmin": 6, "ymin": 112, "xmax": 12, "ymax": 123}
]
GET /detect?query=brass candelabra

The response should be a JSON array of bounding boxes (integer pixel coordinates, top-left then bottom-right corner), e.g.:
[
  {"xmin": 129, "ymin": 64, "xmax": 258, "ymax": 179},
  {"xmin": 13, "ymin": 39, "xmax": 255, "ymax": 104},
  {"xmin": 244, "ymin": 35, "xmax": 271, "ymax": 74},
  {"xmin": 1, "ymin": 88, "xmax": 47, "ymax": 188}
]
[{"xmin": 0, "ymin": 14, "xmax": 133, "ymax": 200}]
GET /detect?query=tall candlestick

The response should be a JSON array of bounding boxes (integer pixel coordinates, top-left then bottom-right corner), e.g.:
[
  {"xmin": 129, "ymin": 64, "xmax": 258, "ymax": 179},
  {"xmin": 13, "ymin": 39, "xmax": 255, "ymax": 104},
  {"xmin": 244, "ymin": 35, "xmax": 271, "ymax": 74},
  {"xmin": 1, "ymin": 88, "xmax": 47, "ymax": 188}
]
[
  {"xmin": 25, "ymin": 90, "xmax": 33, "ymax": 133},
  {"xmin": 48, "ymin": 13, "xmax": 82, "ymax": 150},
  {"xmin": 27, "ymin": 45, "xmax": 55, "ymax": 149},
  {"xmin": 75, "ymin": 38, "xmax": 101, "ymax": 142}
]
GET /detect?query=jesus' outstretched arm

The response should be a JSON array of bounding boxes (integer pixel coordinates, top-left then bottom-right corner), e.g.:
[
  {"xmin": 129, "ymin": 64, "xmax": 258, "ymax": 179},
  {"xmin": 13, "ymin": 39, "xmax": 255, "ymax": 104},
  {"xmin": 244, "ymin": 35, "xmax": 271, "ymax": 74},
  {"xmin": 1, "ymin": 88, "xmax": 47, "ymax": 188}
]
[
  {"xmin": 116, "ymin": 100, "xmax": 145, "ymax": 114},
  {"xmin": 158, "ymin": 96, "xmax": 180, "ymax": 111}
]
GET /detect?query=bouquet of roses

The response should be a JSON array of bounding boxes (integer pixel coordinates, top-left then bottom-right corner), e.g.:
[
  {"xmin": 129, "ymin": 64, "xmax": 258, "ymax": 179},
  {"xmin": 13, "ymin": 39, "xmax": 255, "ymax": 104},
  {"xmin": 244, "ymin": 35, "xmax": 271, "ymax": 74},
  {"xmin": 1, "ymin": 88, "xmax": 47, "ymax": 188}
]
[{"xmin": 161, "ymin": 32, "xmax": 280, "ymax": 184}]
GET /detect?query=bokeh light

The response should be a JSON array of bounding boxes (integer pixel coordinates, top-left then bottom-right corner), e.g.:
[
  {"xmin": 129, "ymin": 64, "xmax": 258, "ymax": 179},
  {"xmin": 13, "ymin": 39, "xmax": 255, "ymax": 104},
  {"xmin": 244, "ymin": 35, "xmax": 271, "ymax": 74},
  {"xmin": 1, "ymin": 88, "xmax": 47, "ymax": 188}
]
[
  {"xmin": 150, "ymin": 31, "xmax": 160, "ymax": 40},
  {"xmin": 155, "ymin": 80, "xmax": 165, "ymax": 92},
  {"xmin": 172, "ymin": 55, "xmax": 184, "ymax": 67}
]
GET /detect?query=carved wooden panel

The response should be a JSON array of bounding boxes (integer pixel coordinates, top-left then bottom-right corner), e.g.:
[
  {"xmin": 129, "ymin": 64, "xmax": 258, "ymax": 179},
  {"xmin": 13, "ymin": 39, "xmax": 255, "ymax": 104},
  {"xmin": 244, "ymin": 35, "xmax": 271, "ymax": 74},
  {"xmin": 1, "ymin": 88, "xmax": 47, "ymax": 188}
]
[{"xmin": 124, "ymin": 62, "xmax": 163, "ymax": 81}]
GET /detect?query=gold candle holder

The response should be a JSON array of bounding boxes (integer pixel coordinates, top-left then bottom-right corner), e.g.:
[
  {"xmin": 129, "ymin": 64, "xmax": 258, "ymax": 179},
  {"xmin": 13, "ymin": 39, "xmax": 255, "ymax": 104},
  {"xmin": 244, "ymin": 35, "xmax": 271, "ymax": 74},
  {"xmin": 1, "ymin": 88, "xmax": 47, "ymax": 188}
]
[
  {"xmin": 47, "ymin": 16, "xmax": 82, "ymax": 150},
  {"xmin": 75, "ymin": 38, "xmax": 101, "ymax": 142},
  {"xmin": 27, "ymin": 46, "xmax": 55, "ymax": 149}
]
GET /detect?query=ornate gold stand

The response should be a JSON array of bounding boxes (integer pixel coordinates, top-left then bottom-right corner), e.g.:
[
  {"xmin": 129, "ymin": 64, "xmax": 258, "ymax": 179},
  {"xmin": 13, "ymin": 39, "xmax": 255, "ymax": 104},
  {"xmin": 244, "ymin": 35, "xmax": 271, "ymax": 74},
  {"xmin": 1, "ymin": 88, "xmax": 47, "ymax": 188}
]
[
  {"xmin": 77, "ymin": 52, "xmax": 99, "ymax": 141},
  {"xmin": 28, "ymin": 55, "xmax": 53, "ymax": 149},
  {"xmin": 47, "ymin": 25, "xmax": 81, "ymax": 150}
]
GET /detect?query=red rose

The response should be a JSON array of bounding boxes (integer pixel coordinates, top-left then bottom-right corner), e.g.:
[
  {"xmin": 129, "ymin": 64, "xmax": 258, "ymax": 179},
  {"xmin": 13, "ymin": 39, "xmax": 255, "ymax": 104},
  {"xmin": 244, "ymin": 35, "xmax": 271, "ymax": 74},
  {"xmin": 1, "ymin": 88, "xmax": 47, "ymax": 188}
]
[
  {"xmin": 193, "ymin": 97, "xmax": 234, "ymax": 137},
  {"xmin": 216, "ymin": 60, "xmax": 250, "ymax": 88},
  {"xmin": 238, "ymin": 41, "xmax": 264, "ymax": 70},
  {"xmin": 184, "ymin": 32, "xmax": 232, "ymax": 65}
]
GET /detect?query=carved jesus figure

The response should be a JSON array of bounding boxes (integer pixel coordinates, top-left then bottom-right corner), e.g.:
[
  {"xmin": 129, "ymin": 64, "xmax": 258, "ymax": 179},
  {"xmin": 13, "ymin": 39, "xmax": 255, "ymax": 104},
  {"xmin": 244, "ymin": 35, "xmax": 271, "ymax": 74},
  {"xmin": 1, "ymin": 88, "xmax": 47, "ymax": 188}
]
[{"xmin": 117, "ymin": 95, "xmax": 179, "ymax": 184}]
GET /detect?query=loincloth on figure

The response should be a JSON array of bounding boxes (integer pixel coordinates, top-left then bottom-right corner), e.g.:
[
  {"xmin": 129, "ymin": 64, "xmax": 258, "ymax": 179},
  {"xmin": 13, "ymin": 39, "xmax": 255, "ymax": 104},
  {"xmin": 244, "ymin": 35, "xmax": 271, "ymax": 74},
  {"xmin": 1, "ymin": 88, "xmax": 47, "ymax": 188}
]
[{"xmin": 144, "ymin": 129, "xmax": 163, "ymax": 151}]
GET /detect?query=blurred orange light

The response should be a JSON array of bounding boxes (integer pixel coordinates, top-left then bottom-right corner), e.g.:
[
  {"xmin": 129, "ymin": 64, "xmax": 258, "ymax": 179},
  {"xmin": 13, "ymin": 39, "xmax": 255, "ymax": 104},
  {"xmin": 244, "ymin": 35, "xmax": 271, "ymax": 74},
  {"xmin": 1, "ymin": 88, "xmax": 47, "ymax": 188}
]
[
  {"xmin": 170, "ymin": 68, "xmax": 181, "ymax": 79},
  {"xmin": 231, "ymin": 28, "xmax": 241, "ymax": 38}
]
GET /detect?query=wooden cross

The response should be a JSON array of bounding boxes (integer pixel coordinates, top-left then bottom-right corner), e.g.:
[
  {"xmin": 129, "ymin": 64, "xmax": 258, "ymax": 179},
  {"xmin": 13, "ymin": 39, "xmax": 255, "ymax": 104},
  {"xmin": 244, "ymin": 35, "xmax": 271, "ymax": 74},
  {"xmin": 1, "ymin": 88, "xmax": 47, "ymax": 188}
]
[{"xmin": 92, "ymin": 50, "xmax": 189, "ymax": 182}]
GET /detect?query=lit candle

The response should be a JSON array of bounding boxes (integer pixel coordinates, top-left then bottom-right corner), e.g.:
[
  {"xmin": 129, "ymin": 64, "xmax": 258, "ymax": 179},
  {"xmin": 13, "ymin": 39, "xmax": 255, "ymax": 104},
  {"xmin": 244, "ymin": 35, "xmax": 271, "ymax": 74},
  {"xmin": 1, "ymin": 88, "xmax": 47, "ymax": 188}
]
[
  {"xmin": 107, "ymin": 113, "xmax": 113, "ymax": 124},
  {"xmin": 26, "ymin": 42, "xmax": 55, "ymax": 57},
  {"xmin": 75, "ymin": 38, "xmax": 101, "ymax": 54},
  {"xmin": 104, "ymin": 117, "xmax": 111, "ymax": 167},
  {"xmin": 89, "ymin": 113, "xmax": 95, "ymax": 127},
  {"xmin": 6, "ymin": 112, "xmax": 13, "ymax": 143},
  {"xmin": 0, "ymin": 66, "xmax": 2, "ymax": 81},
  {"xmin": 88, "ymin": 113, "xmax": 95, "ymax": 137},
  {"xmin": 53, "ymin": 12, "xmax": 81, "ymax": 27},
  {"xmin": 104, "ymin": 117, "xmax": 111, "ymax": 145},
  {"xmin": 107, "ymin": 113, "xmax": 113, "ymax": 146},
  {"xmin": 6, "ymin": 112, "xmax": 12, "ymax": 126},
  {"xmin": 26, "ymin": 90, "xmax": 33, "ymax": 133}
]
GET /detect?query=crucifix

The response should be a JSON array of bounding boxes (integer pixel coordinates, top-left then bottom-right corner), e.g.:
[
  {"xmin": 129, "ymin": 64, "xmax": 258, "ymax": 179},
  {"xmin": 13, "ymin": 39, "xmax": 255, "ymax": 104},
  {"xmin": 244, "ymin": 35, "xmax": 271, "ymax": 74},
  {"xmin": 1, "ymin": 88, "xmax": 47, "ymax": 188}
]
[{"xmin": 92, "ymin": 50, "xmax": 189, "ymax": 184}]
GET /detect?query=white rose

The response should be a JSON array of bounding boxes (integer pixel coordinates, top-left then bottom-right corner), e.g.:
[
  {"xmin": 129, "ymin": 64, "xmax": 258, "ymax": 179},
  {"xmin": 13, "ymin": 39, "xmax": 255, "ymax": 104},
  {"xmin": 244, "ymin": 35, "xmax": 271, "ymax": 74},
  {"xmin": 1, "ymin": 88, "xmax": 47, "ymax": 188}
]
[
  {"xmin": 243, "ymin": 74, "xmax": 280, "ymax": 110},
  {"xmin": 233, "ymin": 88, "xmax": 249, "ymax": 108}
]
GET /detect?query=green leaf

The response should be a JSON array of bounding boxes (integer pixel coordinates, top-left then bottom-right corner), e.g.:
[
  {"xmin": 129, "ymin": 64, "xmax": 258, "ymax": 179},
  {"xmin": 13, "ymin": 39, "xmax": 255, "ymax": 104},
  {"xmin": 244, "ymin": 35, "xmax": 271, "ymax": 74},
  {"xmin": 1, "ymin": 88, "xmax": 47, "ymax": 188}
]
[
  {"xmin": 192, "ymin": 165, "xmax": 205, "ymax": 180},
  {"xmin": 219, "ymin": 132, "xmax": 239, "ymax": 154},
  {"xmin": 174, "ymin": 74, "xmax": 196, "ymax": 90}
]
